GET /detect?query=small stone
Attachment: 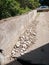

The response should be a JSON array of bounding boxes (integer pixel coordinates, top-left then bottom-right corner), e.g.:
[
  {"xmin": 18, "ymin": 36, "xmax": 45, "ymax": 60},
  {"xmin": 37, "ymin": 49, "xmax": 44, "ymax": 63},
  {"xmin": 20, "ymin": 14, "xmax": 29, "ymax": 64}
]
[
  {"xmin": 19, "ymin": 37, "xmax": 23, "ymax": 41},
  {"xmin": 27, "ymin": 41, "xmax": 31, "ymax": 44},
  {"xmin": 21, "ymin": 50, "xmax": 23, "ymax": 52},
  {"xmin": 12, "ymin": 50, "xmax": 15, "ymax": 54},
  {"xmin": 22, "ymin": 36, "xmax": 25, "ymax": 38},
  {"xmin": 15, "ymin": 50, "xmax": 19, "ymax": 52},
  {"xmin": 22, "ymin": 48, "xmax": 26, "ymax": 51},
  {"xmin": 23, "ymin": 44, "xmax": 27, "ymax": 48},
  {"xmin": 16, "ymin": 41, "xmax": 20, "ymax": 47},
  {"xmin": 26, "ymin": 42, "xmax": 29, "ymax": 45},
  {"xmin": 20, "ymin": 52, "xmax": 24, "ymax": 55},
  {"xmin": 33, "ymin": 33, "xmax": 36, "ymax": 36}
]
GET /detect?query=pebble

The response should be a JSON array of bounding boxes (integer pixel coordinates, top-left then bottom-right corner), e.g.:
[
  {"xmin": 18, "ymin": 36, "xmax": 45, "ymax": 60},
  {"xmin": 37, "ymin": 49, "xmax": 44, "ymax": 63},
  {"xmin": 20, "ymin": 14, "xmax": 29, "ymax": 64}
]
[
  {"xmin": 20, "ymin": 52, "xmax": 24, "ymax": 55},
  {"xmin": 16, "ymin": 41, "xmax": 20, "ymax": 47},
  {"xmin": 32, "ymin": 33, "xmax": 36, "ymax": 36},
  {"xmin": 25, "ymin": 42, "xmax": 29, "ymax": 45},
  {"xmin": 22, "ymin": 48, "xmax": 26, "ymax": 51},
  {"xmin": 11, "ymin": 51, "xmax": 15, "ymax": 55},
  {"xmin": 15, "ymin": 49, "xmax": 19, "ymax": 52},
  {"xmin": 11, "ymin": 51, "xmax": 16, "ymax": 57},
  {"xmin": 19, "ymin": 37, "xmax": 23, "ymax": 41},
  {"xmin": 27, "ymin": 41, "xmax": 31, "ymax": 44},
  {"xmin": 22, "ymin": 44, "xmax": 27, "ymax": 48},
  {"xmin": 22, "ymin": 36, "xmax": 25, "ymax": 39},
  {"xmin": 20, "ymin": 49, "xmax": 23, "ymax": 52}
]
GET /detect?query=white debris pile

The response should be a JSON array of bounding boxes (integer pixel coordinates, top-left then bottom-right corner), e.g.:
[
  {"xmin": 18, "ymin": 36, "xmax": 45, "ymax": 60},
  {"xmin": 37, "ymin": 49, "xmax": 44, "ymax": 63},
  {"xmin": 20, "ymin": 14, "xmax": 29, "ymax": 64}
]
[{"xmin": 11, "ymin": 21, "xmax": 38, "ymax": 58}]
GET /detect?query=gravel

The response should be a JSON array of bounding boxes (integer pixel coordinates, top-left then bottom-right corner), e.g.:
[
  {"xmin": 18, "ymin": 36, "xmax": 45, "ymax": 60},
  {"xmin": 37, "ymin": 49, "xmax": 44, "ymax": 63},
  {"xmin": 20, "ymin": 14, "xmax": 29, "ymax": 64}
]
[{"xmin": 11, "ymin": 20, "xmax": 38, "ymax": 58}]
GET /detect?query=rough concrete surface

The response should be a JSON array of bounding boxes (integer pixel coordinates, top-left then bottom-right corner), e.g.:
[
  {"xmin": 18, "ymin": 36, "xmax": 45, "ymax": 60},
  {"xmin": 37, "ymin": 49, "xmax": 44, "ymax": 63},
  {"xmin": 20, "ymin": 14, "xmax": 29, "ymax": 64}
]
[
  {"xmin": 16, "ymin": 12, "xmax": 49, "ymax": 64},
  {"xmin": 9, "ymin": 12, "xmax": 49, "ymax": 65},
  {"xmin": 0, "ymin": 11, "xmax": 49, "ymax": 65},
  {"xmin": 0, "ymin": 10, "xmax": 37, "ymax": 64}
]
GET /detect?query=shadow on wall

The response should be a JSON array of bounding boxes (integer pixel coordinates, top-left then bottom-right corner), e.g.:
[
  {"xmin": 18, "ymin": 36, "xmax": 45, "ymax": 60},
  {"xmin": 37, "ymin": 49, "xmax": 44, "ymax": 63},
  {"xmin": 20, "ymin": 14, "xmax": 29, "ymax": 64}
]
[{"xmin": 6, "ymin": 43, "xmax": 49, "ymax": 65}]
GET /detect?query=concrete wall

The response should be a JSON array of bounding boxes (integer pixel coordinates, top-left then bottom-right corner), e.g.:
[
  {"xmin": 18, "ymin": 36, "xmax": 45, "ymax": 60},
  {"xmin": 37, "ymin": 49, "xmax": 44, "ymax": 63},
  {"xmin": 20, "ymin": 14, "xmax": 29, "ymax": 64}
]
[{"xmin": 0, "ymin": 10, "xmax": 37, "ymax": 60}]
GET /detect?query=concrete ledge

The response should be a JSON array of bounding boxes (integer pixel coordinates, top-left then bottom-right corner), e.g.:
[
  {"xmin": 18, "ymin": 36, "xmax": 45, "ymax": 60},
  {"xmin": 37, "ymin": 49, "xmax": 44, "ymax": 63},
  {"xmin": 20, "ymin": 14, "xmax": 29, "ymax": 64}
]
[
  {"xmin": 37, "ymin": 8, "xmax": 49, "ymax": 12},
  {"xmin": 0, "ymin": 10, "xmax": 37, "ymax": 63}
]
